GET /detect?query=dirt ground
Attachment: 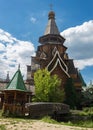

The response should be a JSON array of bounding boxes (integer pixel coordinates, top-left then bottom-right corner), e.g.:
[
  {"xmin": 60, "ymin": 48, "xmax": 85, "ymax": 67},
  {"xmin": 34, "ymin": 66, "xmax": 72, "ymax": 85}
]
[{"xmin": 0, "ymin": 118, "xmax": 93, "ymax": 130}]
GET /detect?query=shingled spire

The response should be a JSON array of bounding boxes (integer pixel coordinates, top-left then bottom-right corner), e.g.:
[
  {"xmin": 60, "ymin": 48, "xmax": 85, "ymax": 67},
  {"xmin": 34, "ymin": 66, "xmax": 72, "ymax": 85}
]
[
  {"xmin": 44, "ymin": 11, "xmax": 60, "ymax": 35},
  {"xmin": 39, "ymin": 10, "xmax": 65, "ymax": 44}
]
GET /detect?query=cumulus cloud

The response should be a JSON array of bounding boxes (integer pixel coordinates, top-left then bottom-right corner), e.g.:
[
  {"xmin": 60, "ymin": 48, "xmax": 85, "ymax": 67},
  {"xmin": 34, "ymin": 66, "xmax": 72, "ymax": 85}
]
[
  {"xmin": 61, "ymin": 20, "xmax": 93, "ymax": 69},
  {"xmin": 0, "ymin": 20, "xmax": 93, "ymax": 80},
  {"xmin": 0, "ymin": 29, "xmax": 35, "ymax": 80}
]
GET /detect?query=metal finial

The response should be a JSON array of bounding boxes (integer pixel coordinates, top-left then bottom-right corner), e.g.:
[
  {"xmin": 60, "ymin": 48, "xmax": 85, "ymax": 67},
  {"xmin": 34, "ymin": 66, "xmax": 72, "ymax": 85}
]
[
  {"xmin": 6, "ymin": 71, "xmax": 10, "ymax": 82},
  {"xmin": 18, "ymin": 64, "xmax": 20, "ymax": 70}
]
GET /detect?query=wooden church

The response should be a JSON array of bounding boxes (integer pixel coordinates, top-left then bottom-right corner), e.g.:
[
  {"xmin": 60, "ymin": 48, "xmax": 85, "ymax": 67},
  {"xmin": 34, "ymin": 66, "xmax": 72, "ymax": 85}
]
[{"xmin": 26, "ymin": 10, "xmax": 86, "ymax": 93}]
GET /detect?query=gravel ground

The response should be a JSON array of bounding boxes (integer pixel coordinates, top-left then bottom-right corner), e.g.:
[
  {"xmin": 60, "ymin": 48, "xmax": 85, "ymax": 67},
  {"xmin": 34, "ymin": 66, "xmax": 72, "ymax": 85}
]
[{"xmin": 0, "ymin": 118, "xmax": 93, "ymax": 130}]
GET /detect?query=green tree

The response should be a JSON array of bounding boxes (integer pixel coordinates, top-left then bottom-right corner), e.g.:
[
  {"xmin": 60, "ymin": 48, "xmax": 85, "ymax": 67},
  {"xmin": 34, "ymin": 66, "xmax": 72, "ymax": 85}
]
[
  {"xmin": 33, "ymin": 69, "xmax": 64, "ymax": 102},
  {"xmin": 82, "ymin": 86, "xmax": 93, "ymax": 107},
  {"xmin": 64, "ymin": 78, "xmax": 77, "ymax": 109}
]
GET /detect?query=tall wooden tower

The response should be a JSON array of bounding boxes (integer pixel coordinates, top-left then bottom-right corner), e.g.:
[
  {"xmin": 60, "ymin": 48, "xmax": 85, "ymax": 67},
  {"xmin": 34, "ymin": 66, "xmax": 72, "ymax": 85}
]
[{"xmin": 27, "ymin": 10, "xmax": 86, "ymax": 92}]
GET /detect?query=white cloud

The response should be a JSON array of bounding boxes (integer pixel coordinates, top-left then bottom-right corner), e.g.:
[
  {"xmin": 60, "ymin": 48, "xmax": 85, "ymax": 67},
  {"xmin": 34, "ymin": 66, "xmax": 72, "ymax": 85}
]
[
  {"xmin": 30, "ymin": 17, "xmax": 37, "ymax": 23},
  {"xmin": 0, "ymin": 29, "xmax": 35, "ymax": 80},
  {"xmin": 0, "ymin": 29, "xmax": 15, "ymax": 43},
  {"xmin": 74, "ymin": 58, "xmax": 93, "ymax": 70},
  {"xmin": 0, "ymin": 20, "xmax": 93, "ymax": 80},
  {"xmin": 0, "ymin": 43, "xmax": 5, "ymax": 51},
  {"xmin": 61, "ymin": 20, "xmax": 93, "ymax": 69}
]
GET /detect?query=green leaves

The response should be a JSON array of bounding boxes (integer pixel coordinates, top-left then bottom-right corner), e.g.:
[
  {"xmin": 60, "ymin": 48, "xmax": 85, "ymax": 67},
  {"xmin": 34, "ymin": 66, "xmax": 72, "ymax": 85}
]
[
  {"xmin": 64, "ymin": 78, "xmax": 77, "ymax": 109},
  {"xmin": 33, "ymin": 69, "xmax": 64, "ymax": 102},
  {"xmin": 82, "ymin": 86, "xmax": 93, "ymax": 107}
]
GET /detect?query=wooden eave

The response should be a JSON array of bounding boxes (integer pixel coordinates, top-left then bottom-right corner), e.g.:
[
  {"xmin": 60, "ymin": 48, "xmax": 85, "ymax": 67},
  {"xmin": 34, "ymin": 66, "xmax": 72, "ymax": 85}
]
[{"xmin": 39, "ymin": 34, "xmax": 65, "ymax": 44}]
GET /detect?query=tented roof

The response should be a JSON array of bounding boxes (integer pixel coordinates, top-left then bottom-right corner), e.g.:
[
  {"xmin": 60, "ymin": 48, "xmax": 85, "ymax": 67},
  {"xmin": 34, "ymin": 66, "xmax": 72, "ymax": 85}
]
[{"xmin": 5, "ymin": 69, "xmax": 28, "ymax": 92}]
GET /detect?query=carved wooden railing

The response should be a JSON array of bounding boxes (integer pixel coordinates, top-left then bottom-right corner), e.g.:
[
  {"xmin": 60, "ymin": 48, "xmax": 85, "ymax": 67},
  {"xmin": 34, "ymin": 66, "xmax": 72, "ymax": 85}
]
[{"xmin": 3, "ymin": 103, "xmax": 26, "ymax": 116}]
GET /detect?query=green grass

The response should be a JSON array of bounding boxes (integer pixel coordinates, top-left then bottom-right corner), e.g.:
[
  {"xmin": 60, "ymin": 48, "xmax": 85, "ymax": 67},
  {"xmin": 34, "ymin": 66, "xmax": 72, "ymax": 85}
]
[
  {"xmin": 70, "ymin": 107, "xmax": 93, "ymax": 116},
  {"xmin": 61, "ymin": 120, "xmax": 93, "ymax": 128},
  {"xmin": 41, "ymin": 116, "xmax": 93, "ymax": 128},
  {"xmin": 0, "ymin": 125, "xmax": 6, "ymax": 130},
  {"xmin": 41, "ymin": 116, "xmax": 58, "ymax": 124}
]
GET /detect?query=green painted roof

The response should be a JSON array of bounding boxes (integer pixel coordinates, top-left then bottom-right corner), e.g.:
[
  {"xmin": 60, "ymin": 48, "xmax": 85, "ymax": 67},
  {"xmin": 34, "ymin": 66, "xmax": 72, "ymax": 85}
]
[
  {"xmin": 5, "ymin": 69, "xmax": 27, "ymax": 92},
  {"xmin": 78, "ymin": 71, "xmax": 86, "ymax": 87}
]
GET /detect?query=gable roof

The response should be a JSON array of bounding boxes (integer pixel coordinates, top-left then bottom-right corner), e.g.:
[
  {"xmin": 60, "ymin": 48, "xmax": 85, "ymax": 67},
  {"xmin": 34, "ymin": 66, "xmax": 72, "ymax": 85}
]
[{"xmin": 5, "ymin": 69, "xmax": 28, "ymax": 92}]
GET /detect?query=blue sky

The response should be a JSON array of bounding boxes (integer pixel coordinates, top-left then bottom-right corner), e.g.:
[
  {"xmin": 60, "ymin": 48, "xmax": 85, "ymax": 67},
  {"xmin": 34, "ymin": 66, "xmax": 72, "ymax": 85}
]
[{"xmin": 0, "ymin": 0, "xmax": 93, "ymax": 85}]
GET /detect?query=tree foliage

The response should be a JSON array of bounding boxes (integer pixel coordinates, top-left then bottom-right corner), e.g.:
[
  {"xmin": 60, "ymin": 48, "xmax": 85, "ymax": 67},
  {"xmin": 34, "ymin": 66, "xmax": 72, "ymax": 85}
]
[
  {"xmin": 33, "ymin": 69, "xmax": 64, "ymax": 102},
  {"xmin": 82, "ymin": 86, "xmax": 93, "ymax": 107},
  {"xmin": 64, "ymin": 78, "xmax": 77, "ymax": 109}
]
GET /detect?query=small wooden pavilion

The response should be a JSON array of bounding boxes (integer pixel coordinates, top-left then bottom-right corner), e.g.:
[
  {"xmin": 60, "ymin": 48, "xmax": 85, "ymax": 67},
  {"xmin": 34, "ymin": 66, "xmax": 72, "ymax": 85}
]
[{"xmin": 2, "ymin": 68, "xmax": 32, "ymax": 116}]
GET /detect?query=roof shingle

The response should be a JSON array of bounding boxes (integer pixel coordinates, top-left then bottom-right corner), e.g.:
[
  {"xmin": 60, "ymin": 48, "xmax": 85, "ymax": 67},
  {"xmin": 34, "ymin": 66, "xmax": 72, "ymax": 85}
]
[{"xmin": 5, "ymin": 69, "xmax": 27, "ymax": 92}]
